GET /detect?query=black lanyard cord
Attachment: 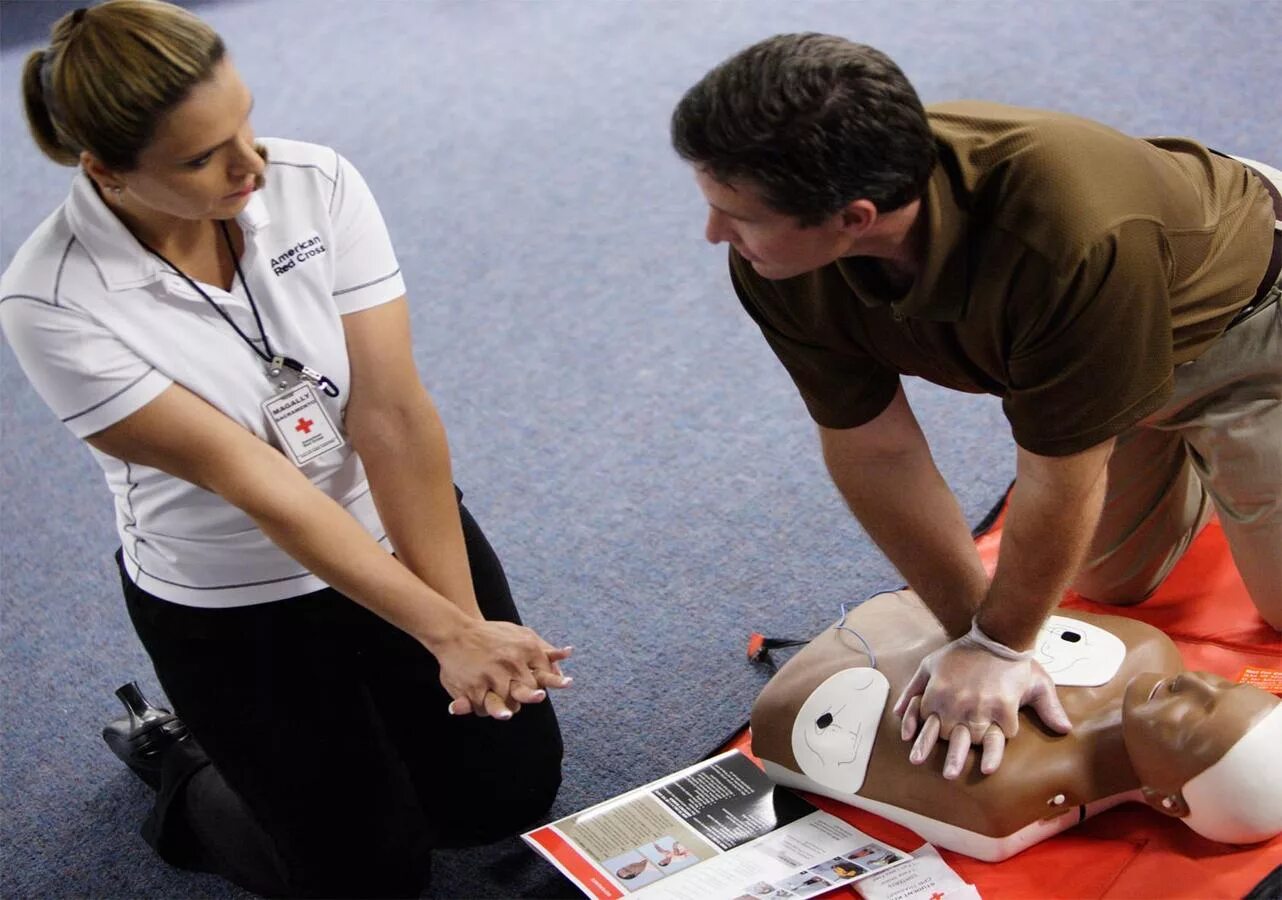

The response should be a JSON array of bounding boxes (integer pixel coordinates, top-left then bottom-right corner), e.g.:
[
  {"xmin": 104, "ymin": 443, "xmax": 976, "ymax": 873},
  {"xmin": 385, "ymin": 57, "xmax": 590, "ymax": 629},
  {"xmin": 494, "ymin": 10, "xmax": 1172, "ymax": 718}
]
[
  {"xmin": 217, "ymin": 220, "xmax": 278, "ymax": 362},
  {"xmin": 140, "ymin": 221, "xmax": 340, "ymax": 397}
]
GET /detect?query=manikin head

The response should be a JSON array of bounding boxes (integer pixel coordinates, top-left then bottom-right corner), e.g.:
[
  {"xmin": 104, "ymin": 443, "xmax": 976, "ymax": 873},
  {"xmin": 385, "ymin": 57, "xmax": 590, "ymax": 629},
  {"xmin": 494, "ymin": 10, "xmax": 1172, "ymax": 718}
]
[{"xmin": 1123, "ymin": 671, "xmax": 1282, "ymax": 844}]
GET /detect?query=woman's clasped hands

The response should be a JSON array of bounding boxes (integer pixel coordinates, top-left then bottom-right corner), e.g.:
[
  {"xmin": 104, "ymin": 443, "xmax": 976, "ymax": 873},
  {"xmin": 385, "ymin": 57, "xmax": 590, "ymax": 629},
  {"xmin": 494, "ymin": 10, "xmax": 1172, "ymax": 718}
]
[{"xmin": 432, "ymin": 618, "xmax": 573, "ymax": 720}]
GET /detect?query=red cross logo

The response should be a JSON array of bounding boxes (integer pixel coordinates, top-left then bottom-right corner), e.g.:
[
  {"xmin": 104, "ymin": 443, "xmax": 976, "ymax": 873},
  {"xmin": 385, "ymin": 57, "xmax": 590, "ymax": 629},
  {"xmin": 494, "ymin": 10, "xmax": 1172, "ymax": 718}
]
[{"xmin": 295, "ymin": 417, "xmax": 314, "ymax": 434}]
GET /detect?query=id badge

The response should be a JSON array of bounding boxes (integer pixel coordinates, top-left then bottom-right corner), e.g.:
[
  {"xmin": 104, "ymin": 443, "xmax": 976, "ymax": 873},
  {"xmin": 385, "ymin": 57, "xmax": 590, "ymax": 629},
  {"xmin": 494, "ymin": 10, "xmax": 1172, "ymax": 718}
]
[{"xmin": 262, "ymin": 382, "xmax": 344, "ymax": 466}]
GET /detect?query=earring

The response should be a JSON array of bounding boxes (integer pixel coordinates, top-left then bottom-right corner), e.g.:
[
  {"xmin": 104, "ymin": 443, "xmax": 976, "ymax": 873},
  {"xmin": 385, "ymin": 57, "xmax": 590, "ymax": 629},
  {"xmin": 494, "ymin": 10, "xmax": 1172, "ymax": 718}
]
[{"xmin": 110, "ymin": 186, "xmax": 123, "ymax": 195}]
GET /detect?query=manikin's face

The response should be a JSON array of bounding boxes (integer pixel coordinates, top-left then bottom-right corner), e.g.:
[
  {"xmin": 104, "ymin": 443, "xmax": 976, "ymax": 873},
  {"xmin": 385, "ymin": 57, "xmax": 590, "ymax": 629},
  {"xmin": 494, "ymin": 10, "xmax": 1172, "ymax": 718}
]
[
  {"xmin": 99, "ymin": 58, "xmax": 265, "ymax": 223},
  {"xmin": 694, "ymin": 169, "xmax": 854, "ymax": 281},
  {"xmin": 1122, "ymin": 671, "xmax": 1278, "ymax": 795}
]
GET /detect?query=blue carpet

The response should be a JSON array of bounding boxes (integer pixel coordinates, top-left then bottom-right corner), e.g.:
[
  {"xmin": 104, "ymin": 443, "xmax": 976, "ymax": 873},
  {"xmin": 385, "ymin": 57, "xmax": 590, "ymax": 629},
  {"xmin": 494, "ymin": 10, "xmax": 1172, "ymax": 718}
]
[{"xmin": 1, "ymin": 1, "xmax": 1278, "ymax": 896}]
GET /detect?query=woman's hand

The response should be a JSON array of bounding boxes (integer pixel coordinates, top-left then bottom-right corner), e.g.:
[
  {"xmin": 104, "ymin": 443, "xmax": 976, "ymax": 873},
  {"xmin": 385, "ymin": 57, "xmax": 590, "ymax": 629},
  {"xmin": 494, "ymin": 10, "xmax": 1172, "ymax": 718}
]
[{"xmin": 429, "ymin": 619, "xmax": 573, "ymax": 719}]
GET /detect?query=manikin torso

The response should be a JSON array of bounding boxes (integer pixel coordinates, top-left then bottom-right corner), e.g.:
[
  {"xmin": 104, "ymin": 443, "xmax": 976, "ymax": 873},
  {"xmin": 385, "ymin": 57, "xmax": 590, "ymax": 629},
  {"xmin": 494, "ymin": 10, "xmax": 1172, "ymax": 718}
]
[{"xmin": 750, "ymin": 591, "xmax": 1198, "ymax": 860}]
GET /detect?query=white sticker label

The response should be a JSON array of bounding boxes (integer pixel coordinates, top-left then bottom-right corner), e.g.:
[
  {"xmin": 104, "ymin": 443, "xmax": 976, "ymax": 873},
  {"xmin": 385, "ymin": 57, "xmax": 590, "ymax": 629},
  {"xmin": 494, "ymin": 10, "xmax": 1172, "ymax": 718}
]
[
  {"xmin": 262, "ymin": 382, "xmax": 344, "ymax": 466},
  {"xmin": 1034, "ymin": 615, "xmax": 1126, "ymax": 687},
  {"xmin": 792, "ymin": 667, "xmax": 890, "ymax": 795}
]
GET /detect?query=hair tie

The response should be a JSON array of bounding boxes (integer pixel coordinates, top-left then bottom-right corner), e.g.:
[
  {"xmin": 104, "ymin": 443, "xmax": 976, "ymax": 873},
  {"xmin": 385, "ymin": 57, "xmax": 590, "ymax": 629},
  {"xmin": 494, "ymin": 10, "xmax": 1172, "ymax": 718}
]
[{"xmin": 71, "ymin": 8, "xmax": 88, "ymax": 25}]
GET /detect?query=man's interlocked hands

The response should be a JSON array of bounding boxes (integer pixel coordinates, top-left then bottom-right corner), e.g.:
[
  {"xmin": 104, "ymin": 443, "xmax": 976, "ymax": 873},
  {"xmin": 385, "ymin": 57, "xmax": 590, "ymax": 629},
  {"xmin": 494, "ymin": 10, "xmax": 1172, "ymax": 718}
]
[{"xmin": 893, "ymin": 620, "xmax": 1072, "ymax": 779}]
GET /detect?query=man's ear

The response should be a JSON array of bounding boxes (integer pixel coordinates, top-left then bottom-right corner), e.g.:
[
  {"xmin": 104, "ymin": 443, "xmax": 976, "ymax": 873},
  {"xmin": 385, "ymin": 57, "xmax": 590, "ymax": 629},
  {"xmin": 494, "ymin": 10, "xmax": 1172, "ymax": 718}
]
[
  {"xmin": 79, "ymin": 151, "xmax": 125, "ymax": 193},
  {"xmin": 838, "ymin": 199, "xmax": 878, "ymax": 236},
  {"xmin": 1140, "ymin": 786, "xmax": 1190, "ymax": 817}
]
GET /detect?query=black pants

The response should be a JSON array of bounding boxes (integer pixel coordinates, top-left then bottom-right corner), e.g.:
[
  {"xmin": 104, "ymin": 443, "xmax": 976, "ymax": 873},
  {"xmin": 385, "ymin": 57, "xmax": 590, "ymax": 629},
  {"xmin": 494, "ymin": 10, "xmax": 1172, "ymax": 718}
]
[{"xmin": 118, "ymin": 497, "xmax": 563, "ymax": 898}]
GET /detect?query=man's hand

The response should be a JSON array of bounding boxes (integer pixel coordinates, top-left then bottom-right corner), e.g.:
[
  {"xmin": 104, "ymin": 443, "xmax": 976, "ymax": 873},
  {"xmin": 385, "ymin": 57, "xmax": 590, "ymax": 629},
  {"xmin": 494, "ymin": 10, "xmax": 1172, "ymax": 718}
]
[
  {"xmin": 430, "ymin": 620, "xmax": 574, "ymax": 719},
  {"xmin": 893, "ymin": 625, "xmax": 1071, "ymax": 779}
]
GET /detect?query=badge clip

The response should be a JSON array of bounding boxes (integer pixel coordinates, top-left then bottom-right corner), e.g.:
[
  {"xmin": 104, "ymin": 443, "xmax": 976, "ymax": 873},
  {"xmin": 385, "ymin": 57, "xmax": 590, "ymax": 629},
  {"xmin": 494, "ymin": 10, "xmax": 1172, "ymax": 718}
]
[{"xmin": 272, "ymin": 355, "xmax": 340, "ymax": 398}]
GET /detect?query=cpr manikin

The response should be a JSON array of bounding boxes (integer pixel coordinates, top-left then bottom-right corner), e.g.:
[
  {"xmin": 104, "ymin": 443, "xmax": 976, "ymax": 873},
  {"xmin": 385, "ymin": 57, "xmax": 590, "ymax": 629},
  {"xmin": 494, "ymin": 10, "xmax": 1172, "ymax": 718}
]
[{"xmin": 750, "ymin": 590, "xmax": 1282, "ymax": 861}]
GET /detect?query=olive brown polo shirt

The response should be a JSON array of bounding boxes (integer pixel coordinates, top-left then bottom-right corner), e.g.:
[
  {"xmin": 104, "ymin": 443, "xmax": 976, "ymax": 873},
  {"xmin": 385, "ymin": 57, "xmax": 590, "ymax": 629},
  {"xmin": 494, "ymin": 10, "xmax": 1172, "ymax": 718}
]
[{"xmin": 731, "ymin": 101, "xmax": 1276, "ymax": 456}]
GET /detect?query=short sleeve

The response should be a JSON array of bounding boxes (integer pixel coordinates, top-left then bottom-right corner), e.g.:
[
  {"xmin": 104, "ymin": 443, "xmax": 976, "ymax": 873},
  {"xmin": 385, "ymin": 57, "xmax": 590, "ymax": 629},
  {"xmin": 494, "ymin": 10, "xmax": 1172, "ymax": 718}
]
[
  {"xmin": 0, "ymin": 295, "xmax": 171, "ymax": 438},
  {"xmin": 1002, "ymin": 220, "xmax": 1173, "ymax": 456},
  {"xmin": 730, "ymin": 251, "xmax": 900, "ymax": 429},
  {"xmin": 329, "ymin": 153, "xmax": 407, "ymax": 314}
]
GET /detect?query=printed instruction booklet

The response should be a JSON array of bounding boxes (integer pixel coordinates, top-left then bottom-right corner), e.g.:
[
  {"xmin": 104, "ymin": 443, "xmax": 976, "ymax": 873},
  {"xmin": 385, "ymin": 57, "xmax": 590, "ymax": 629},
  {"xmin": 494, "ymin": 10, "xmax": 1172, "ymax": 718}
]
[{"xmin": 524, "ymin": 749, "xmax": 911, "ymax": 900}]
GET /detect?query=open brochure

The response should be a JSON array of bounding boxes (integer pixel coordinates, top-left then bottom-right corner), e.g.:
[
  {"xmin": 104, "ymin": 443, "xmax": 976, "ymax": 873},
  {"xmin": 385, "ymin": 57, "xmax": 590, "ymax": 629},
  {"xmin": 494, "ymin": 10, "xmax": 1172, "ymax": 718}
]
[{"xmin": 524, "ymin": 750, "xmax": 911, "ymax": 900}]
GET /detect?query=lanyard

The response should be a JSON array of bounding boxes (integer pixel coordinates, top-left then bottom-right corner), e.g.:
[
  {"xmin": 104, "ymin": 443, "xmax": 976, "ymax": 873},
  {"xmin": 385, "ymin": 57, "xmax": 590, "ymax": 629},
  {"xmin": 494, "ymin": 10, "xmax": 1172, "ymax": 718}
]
[{"xmin": 141, "ymin": 221, "xmax": 340, "ymax": 397}]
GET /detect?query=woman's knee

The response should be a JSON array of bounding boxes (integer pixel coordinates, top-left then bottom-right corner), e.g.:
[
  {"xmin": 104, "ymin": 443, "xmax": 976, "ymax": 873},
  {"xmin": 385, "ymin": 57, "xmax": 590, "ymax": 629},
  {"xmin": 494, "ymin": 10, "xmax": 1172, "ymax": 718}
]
[
  {"xmin": 485, "ymin": 707, "xmax": 564, "ymax": 827},
  {"xmin": 443, "ymin": 758, "xmax": 562, "ymax": 848},
  {"xmin": 280, "ymin": 832, "xmax": 432, "ymax": 898},
  {"xmin": 437, "ymin": 706, "xmax": 563, "ymax": 847}
]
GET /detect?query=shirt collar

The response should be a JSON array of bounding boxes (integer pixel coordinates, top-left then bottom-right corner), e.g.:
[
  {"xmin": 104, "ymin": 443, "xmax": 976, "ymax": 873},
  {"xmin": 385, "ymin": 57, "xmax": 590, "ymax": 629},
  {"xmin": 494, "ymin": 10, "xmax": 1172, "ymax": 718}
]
[
  {"xmin": 63, "ymin": 171, "xmax": 272, "ymax": 292},
  {"xmin": 239, "ymin": 188, "xmax": 271, "ymax": 234},
  {"xmin": 838, "ymin": 161, "xmax": 972, "ymax": 322}
]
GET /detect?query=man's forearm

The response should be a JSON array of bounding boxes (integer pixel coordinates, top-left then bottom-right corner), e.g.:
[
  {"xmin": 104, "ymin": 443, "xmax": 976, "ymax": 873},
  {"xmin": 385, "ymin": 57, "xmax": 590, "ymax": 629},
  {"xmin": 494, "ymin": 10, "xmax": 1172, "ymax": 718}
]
[
  {"xmin": 349, "ymin": 392, "xmax": 483, "ymax": 619},
  {"xmin": 829, "ymin": 447, "xmax": 988, "ymax": 638},
  {"xmin": 976, "ymin": 448, "xmax": 1110, "ymax": 649}
]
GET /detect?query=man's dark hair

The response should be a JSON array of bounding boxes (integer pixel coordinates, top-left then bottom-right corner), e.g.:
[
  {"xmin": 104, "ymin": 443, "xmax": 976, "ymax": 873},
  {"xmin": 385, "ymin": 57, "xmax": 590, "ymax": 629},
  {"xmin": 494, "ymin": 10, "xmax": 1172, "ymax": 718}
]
[{"xmin": 671, "ymin": 33, "xmax": 937, "ymax": 226}]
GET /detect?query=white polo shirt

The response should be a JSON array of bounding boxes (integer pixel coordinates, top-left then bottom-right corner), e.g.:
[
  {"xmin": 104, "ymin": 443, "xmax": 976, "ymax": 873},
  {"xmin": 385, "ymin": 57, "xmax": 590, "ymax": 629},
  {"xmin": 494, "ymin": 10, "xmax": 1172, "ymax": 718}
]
[{"xmin": 0, "ymin": 138, "xmax": 406, "ymax": 607}]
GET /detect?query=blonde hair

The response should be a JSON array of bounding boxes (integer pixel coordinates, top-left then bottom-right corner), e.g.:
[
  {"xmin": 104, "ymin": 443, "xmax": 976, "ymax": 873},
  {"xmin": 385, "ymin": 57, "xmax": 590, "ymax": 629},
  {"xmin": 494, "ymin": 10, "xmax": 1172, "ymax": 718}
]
[{"xmin": 21, "ymin": 1, "xmax": 225, "ymax": 170}]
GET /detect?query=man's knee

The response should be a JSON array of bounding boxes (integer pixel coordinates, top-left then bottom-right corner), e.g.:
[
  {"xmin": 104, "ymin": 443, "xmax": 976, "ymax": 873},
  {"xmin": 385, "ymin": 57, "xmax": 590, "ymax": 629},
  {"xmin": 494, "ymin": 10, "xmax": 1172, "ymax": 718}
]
[
  {"xmin": 1071, "ymin": 568, "xmax": 1164, "ymax": 606},
  {"xmin": 1241, "ymin": 583, "xmax": 1282, "ymax": 632}
]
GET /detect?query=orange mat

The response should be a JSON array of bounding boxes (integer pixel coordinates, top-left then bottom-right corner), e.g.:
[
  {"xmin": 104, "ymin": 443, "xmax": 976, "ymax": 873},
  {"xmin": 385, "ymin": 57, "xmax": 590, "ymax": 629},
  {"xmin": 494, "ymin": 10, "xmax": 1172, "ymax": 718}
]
[{"xmin": 726, "ymin": 512, "xmax": 1282, "ymax": 899}]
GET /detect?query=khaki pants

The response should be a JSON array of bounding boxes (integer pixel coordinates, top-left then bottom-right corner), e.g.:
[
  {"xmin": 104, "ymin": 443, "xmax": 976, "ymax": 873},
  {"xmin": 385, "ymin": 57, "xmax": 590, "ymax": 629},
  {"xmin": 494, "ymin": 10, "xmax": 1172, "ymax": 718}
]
[{"xmin": 1073, "ymin": 160, "xmax": 1282, "ymax": 630}]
